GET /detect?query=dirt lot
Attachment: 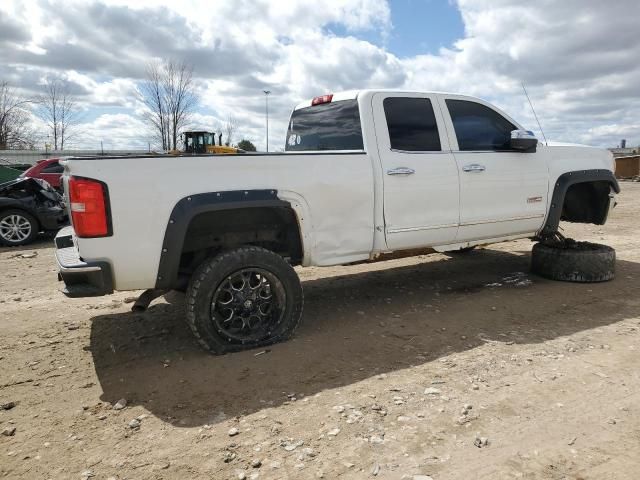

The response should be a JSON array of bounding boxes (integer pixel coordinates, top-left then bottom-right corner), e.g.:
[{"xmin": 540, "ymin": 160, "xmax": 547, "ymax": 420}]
[{"xmin": 1, "ymin": 183, "xmax": 639, "ymax": 480}]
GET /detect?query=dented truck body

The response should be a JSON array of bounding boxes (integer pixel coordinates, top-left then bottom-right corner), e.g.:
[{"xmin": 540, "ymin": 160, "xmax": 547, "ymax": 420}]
[{"xmin": 53, "ymin": 89, "xmax": 618, "ymax": 297}]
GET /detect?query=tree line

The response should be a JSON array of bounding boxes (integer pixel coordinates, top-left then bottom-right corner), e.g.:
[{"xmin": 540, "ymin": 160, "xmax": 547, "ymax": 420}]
[
  {"xmin": 0, "ymin": 78, "xmax": 83, "ymax": 150},
  {"xmin": 0, "ymin": 58, "xmax": 256, "ymax": 152}
]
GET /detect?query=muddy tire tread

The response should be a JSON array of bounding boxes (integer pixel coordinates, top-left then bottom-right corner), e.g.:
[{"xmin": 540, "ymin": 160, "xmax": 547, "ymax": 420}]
[
  {"xmin": 531, "ymin": 241, "xmax": 615, "ymax": 283},
  {"xmin": 185, "ymin": 246, "xmax": 303, "ymax": 354}
]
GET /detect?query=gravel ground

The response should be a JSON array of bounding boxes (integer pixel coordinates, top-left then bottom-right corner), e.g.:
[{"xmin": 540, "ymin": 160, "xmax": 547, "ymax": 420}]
[{"xmin": 1, "ymin": 183, "xmax": 639, "ymax": 480}]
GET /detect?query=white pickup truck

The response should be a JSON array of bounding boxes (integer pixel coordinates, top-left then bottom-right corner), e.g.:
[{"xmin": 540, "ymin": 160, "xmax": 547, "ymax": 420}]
[{"xmin": 55, "ymin": 89, "xmax": 619, "ymax": 354}]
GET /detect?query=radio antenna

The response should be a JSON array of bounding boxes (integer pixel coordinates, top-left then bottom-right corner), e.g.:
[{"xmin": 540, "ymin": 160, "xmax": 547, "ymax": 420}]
[{"xmin": 521, "ymin": 82, "xmax": 548, "ymax": 146}]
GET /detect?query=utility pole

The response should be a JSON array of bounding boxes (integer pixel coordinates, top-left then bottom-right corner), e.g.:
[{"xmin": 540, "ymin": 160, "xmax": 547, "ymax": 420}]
[{"xmin": 263, "ymin": 90, "xmax": 271, "ymax": 152}]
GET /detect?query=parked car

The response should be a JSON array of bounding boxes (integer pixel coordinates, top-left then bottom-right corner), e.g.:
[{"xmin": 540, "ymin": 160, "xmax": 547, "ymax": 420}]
[
  {"xmin": 54, "ymin": 89, "xmax": 618, "ymax": 354},
  {"xmin": 0, "ymin": 177, "xmax": 68, "ymax": 246},
  {"xmin": 22, "ymin": 158, "xmax": 63, "ymax": 191}
]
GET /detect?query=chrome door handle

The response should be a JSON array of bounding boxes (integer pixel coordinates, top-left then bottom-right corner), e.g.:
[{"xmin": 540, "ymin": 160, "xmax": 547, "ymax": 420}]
[
  {"xmin": 386, "ymin": 167, "xmax": 415, "ymax": 175},
  {"xmin": 462, "ymin": 164, "xmax": 486, "ymax": 173}
]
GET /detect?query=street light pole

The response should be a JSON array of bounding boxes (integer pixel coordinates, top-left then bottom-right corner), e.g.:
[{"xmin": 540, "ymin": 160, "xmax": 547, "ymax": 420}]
[{"xmin": 263, "ymin": 90, "xmax": 271, "ymax": 152}]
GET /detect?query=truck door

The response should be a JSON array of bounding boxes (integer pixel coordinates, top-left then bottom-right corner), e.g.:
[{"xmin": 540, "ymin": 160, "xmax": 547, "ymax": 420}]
[
  {"xmin": 373, "ymin": 93, "xmax": 460, "ymax": 250},
  {"xmin": 438, "ymin": 96, "xmax": 549, "ymax": 242}
]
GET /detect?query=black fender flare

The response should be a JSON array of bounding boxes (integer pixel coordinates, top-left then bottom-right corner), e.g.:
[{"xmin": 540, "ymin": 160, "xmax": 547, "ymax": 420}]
[
  {"xmin": 155, "ymin": 189, "xmax": 289, "ymax": 289},
  {"xmin": 541, "ymin": 169, "xmax": 619, "ymax": 235}
]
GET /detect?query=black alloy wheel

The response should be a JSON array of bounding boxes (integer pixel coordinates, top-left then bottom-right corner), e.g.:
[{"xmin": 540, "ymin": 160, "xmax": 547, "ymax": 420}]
[
  {"xmin": 211, "ymin": 268, "xmax": 286, "ymax": 343},
  {"xmin": 186, "ymin": 246, "xmax": 304, "ymax": 354}
]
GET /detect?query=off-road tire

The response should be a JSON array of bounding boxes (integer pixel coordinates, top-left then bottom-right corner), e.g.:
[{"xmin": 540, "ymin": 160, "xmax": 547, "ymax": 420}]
[
  {"xmin": 186, "ymin": 246, "xmax": 304, "ymax": 354},
  {"xmin": 531, "ymin": 240, "xmax": 615, "ymax": 283},
  {"xmin": 0, "ymin": 209, "xmax": 39, "ymax": 246}
]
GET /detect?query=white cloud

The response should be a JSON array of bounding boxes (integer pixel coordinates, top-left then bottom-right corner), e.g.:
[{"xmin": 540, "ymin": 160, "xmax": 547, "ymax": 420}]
[
  {"xmin": 399, "ymin": 0, "xmax": 640, "ymax": 147},
  {"xmin": 0, "ymin": 0, "xmax": 638, "ymax": 150},
  {"xmin": 73, "ymin": 113, "xmax": 151, "ymax": 150}
]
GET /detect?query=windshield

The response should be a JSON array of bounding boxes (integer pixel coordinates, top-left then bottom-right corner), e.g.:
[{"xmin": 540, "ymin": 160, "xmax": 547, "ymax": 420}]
[{"xmin": 285, "ymin": 100, "xmax": 364, "ymax": 151}]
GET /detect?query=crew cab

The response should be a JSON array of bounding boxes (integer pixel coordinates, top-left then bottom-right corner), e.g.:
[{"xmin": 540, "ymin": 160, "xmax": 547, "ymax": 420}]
[{"xmin": 54, "ymin": 90, "xmax": 618, "ymax": 354}]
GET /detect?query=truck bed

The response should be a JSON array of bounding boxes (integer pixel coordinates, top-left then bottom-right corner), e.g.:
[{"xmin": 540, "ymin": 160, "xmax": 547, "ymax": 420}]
[{"xmin": 62, "ymin": 152, "xmax": 376, "ymax": 290}]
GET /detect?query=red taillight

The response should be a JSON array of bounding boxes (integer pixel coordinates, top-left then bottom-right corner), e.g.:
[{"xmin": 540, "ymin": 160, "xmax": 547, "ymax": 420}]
[
  {"xmin": 311, "ymin": 94, "xmax": 333, "ymax": 106},
  {"xmin": 68, "ymin": 176, "xmax": 111, "ymax": 238}
]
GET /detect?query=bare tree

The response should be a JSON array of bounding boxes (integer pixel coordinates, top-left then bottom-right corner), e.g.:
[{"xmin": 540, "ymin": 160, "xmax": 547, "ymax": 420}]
[
  {"xmin": 0, "ymin": 81, "xmax": 34, "ymax": 149},
  {"xmin": 139, "ymin": 59, "xmax": 198, "ymax": 151},
  {"xmin": 164, "ymin": 60, "xmax": 197, "ymax": 150},
  {"xmin": 140, "ymin": 62, "xmax": 169, "ymax": 150},
  {"xmin": 35, "ymin": 78, "xmax": 81, "ymax": 150},
  {"xmin": 223, "ymin": 115, "xmax": 238, "ymax": 146}
]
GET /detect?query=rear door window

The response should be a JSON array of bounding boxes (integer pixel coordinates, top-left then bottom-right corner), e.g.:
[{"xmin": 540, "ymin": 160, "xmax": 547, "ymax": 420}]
[
  {"xmin": 383, "ymin": 97, "xmax": 441, "ymax": 151},
  {"xmin": 286, "ymin": 100, "xmax": 364, "ymax": 151},
  {"xmin": 445, "ymin": 99, "xmax": 516, "ymax": 151}
]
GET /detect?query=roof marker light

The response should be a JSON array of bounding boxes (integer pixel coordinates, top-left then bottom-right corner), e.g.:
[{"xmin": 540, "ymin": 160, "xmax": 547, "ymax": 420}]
[{"xmin": 311, "ymin": 94, "xmax": 333, "ymax": 106}]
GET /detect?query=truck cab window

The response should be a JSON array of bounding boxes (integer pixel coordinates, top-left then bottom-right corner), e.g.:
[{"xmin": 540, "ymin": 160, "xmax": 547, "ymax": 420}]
[
  {"xmin": 383, "ymin": 97, "xmax": 441, "ymax": 151},
  {"xmin": 286, "ymin": 100, "xmax": 364, "ymax": 151},
  {"xmin": 446, "ymin": 99, "xmax": 516, "ymax": 151}
]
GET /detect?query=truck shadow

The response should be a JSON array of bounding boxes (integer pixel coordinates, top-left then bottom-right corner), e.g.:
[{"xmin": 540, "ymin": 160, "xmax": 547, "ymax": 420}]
[{"xmin": 88, "ymin": 248, "xmax": 640, "ymax": 427}]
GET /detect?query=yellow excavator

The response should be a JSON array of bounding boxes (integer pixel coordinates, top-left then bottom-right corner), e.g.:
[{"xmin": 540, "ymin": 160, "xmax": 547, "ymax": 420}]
[{"xmin": 171, "ymin": 131, "xmax": 243, "ymax": 155}]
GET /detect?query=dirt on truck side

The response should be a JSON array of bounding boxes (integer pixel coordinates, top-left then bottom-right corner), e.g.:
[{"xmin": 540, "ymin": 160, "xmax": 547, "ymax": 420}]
[{"xmin": 1, "ymin": 183, "xmax": 640, "ymax": 480}]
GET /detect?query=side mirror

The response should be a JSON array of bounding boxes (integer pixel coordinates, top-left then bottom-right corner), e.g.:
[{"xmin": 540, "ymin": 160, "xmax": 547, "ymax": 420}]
[{"xmin": 510, "ymin": 130, "xmax": 538, "ymax": 152}]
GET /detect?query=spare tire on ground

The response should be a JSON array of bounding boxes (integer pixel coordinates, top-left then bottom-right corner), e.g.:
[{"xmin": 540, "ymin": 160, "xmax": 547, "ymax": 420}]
[{"xmin": 531, "ymin": 239, "xmax": 615, "ymax": 283}]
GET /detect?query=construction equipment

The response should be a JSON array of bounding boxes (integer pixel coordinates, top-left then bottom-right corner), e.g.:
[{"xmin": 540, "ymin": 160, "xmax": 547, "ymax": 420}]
[{"xmin": 176, "ymin": 131, "xmax": 242, "ymax": 155}]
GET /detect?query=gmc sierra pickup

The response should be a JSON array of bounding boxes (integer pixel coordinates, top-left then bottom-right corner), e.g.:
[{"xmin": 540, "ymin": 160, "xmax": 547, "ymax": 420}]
[{"xmin": 54, "ymin": 90, "xmax": 619, "ymax": 354}]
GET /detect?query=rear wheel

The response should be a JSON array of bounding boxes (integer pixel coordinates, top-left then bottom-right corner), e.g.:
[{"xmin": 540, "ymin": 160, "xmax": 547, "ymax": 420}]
[
  {"xmin": 0, "ymin": 209, "xmax": 38, "ymax": 246},
  {"xmin": 531, "ymin": 239, "xmax": 615, "ymax": 282},
  {"xmin": 186, "ymin": 246, "xmax": 303, "ymax": 354}
]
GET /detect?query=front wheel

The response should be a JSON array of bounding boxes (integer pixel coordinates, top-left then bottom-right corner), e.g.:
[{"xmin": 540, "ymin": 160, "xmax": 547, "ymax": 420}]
[
  {"xmin": 0, "ymin": 209, "xmax": 38, "ymax": 246},
  {"xmin": 186, "ymin": 246, "xmax": 304, "ymax": 354}
]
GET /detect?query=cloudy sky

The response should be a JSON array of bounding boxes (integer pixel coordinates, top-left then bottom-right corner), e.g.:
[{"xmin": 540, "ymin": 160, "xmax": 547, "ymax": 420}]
[{"xmin": 1, "ymin": 0, "xmax": 639, "ymax": 151}]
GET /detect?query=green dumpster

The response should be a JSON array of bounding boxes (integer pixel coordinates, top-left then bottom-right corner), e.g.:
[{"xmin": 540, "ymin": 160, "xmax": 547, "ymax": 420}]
[{"xmin": 0, "ymin": 165, "xmax": 24, "ymax": 183}]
